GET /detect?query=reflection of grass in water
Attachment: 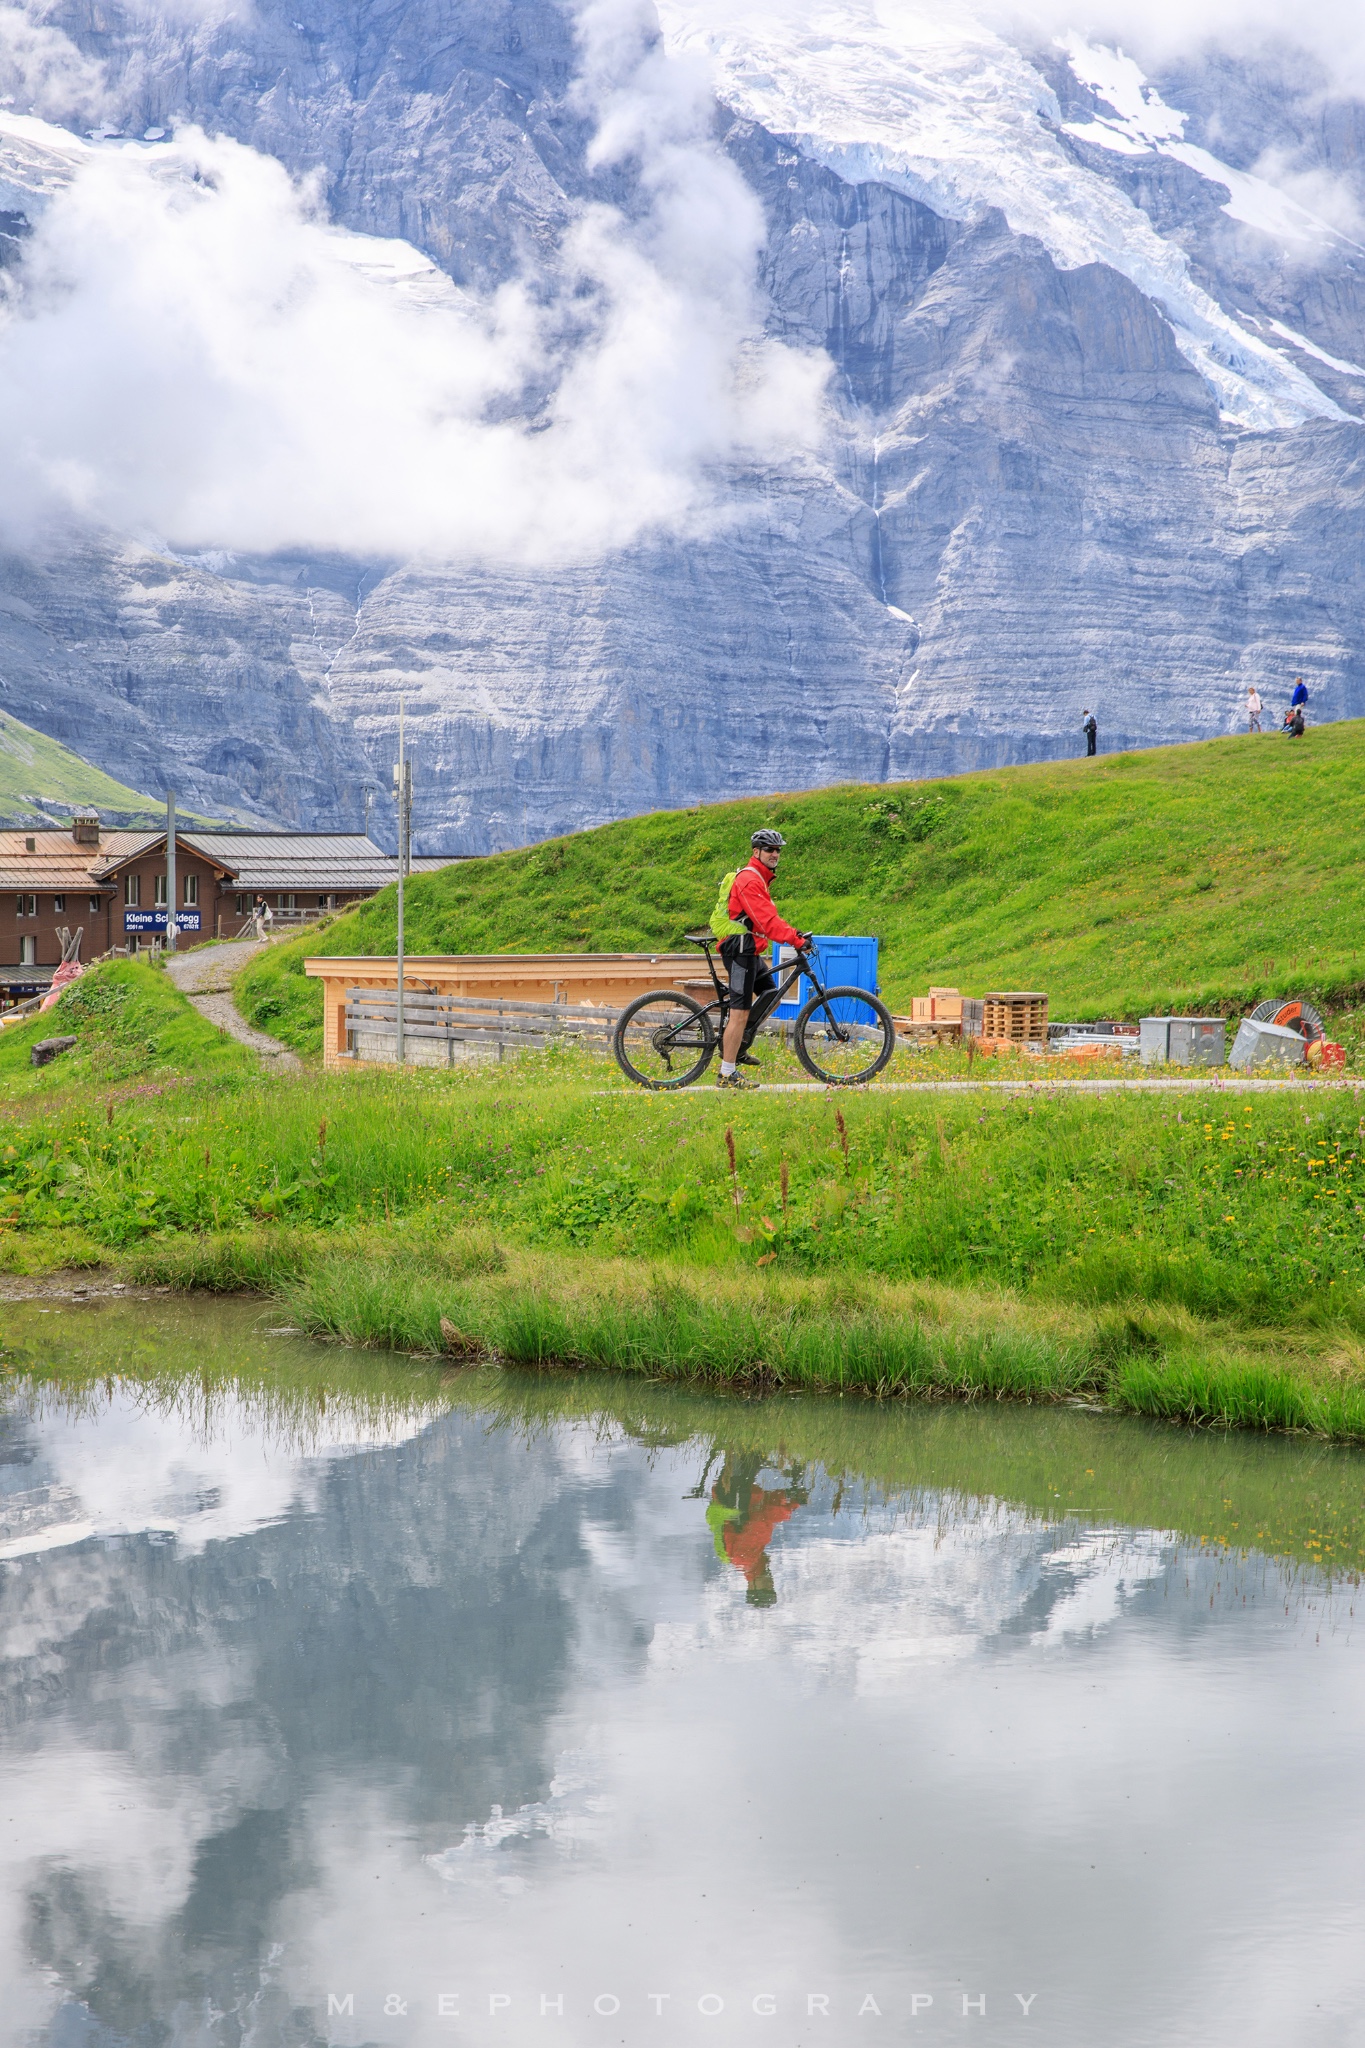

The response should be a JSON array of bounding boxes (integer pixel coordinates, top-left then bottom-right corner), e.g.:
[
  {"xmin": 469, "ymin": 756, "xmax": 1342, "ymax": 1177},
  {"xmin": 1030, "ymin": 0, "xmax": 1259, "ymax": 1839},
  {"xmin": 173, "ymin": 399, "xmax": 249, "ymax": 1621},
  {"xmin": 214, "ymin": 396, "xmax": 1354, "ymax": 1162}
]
[
  {"xmin": 0, "ymin": 1294, "xmax": 461, "ymax": 1457},
  {"xmin": 4, "ymin": 1296, "xmax": 1364, "ymax": 1579}
]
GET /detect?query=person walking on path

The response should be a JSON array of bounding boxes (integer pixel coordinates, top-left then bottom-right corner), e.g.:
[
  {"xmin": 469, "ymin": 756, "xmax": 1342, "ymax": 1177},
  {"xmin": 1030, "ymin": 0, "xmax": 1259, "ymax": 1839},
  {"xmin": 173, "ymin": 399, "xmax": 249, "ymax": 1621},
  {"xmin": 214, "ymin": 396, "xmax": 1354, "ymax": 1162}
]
[
  {"xmin": 1246, "ymin": 687, "xmax": 1262, "ymax": 733},
  {"xmin": 1082, "ymin": 710, "xmax": 1098, "ymax": 757}
]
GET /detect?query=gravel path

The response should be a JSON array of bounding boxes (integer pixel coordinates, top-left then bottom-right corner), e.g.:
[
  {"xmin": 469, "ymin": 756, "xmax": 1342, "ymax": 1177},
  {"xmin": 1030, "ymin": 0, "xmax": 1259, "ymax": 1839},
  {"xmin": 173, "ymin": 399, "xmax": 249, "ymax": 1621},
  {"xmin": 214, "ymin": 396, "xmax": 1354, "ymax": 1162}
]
[
  {"xmin": 609, "ymin": 1074, "xmax": 1361, "ymax": 1097},
  {"xmin": 163, "ymin": 942, "xmax": 302, "ymax": 1068}
]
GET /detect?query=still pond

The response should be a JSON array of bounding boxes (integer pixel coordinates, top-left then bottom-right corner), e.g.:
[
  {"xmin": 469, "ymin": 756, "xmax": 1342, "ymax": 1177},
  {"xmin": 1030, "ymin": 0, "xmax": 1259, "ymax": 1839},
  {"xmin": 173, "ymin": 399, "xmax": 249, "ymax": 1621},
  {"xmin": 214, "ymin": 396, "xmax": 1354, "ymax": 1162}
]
[{"xmin": 1, "ymin": 1296, "xmax": 1363, "ymax": 2047}]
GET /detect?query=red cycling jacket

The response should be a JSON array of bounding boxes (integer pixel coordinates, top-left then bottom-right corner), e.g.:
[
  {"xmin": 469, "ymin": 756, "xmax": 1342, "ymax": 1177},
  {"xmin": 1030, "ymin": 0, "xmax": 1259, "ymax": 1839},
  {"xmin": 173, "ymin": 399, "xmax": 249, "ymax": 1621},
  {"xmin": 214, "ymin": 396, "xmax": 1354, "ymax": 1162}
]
[{"xmin": 728, "ymin": 857, "xmax": 805, "ymax": 956}]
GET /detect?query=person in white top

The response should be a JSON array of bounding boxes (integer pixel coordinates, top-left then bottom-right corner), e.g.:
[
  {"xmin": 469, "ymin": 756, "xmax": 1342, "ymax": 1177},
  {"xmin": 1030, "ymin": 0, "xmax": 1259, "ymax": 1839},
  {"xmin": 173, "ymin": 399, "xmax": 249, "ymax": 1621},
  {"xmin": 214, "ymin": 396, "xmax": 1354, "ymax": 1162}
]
[{"xmin": 1246, "ymin": 687, "xmax": 1262, "ymax": 733}]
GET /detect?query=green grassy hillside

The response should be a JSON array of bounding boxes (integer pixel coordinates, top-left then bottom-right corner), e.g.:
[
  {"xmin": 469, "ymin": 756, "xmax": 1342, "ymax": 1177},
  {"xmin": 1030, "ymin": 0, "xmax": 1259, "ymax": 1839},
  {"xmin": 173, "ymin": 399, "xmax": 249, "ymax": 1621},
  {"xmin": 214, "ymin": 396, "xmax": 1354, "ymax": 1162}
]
[
  {"xmin": 240, "ymin": 725, "xmax": 1365, "ymax": 1055},
  {"xmin": 0, "ymin": 711, "xmax": 208, "ymax": 828},
  {"xmin": 0, "ymin": 959, "xmax": 254, "ymax": 1100}
]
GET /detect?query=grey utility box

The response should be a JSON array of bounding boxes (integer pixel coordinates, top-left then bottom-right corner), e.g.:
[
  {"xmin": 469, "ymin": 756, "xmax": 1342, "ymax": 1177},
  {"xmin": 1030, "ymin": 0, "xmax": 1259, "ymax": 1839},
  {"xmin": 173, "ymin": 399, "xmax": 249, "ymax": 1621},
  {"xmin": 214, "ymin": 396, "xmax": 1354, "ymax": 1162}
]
[
  {"xmin": 1140, "ymin": 1016, "xmax": 1226, "ymax": 1067},
  {"xmin": 1229, "ymin": 1018, "xmax": 1306, "ymax": 1071}
]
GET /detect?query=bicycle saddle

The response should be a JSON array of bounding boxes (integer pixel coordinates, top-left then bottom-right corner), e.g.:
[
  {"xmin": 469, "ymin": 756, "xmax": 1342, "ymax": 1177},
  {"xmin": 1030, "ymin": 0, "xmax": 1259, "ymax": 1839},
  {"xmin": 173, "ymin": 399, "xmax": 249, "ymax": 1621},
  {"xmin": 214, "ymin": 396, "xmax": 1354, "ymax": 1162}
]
[{"xmin": 682, "ymin": 929, "xmax": 716, "ymax": 946}]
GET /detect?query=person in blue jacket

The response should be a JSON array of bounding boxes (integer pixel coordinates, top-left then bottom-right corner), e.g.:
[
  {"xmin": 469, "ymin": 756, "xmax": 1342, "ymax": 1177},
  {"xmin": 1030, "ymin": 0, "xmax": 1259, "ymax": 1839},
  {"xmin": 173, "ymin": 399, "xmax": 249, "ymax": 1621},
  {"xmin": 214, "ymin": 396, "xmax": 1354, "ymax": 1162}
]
[{"xmin": 1290, "ymin": 677, "xmax": 1308, "ymax": 713}]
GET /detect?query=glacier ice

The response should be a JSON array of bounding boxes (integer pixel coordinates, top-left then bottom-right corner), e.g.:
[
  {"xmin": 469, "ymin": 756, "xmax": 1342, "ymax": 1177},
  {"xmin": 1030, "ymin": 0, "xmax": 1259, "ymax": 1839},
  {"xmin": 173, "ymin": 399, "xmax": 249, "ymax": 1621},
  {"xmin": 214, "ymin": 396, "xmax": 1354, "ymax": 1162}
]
[{"xmin": 657, "ymin": 0, "xmax": 1357, "ymax": 428}]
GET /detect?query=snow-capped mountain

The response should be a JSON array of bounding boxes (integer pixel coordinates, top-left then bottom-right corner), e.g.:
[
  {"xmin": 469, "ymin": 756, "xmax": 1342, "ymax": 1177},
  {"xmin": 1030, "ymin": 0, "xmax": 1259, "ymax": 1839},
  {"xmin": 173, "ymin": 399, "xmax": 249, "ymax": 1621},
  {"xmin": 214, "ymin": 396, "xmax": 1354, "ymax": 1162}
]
[{"xmin": 1, "ymin": 0, "xmax": 1363, "ymax": 846}]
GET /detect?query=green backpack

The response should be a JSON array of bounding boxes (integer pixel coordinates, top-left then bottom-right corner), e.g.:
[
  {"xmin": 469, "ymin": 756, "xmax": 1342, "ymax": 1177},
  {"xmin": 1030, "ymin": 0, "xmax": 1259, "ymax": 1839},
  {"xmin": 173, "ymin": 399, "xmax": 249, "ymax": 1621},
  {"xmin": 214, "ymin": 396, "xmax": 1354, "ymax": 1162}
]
[{"xmin": 710, "ymin": 869, "xmax": 746, "ymax": 940}]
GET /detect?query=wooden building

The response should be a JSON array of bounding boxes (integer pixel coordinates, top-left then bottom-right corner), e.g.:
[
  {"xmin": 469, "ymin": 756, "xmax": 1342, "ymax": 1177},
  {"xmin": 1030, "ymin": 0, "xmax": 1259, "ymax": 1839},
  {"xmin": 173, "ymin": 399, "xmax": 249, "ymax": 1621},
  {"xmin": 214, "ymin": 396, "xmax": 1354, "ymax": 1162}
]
[{"xmin": 1, "ymin": 814, "xmax": 451, "ymax": 1005}]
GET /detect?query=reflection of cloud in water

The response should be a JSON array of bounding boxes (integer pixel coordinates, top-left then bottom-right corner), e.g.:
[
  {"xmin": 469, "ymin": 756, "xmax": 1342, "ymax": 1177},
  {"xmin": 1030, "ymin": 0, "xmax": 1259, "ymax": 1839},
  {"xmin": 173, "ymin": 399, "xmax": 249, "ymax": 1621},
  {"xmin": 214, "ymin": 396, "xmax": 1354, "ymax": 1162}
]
[
  {"xmin": 1035, "ymin": 1532, "xmax": 1172, "ymax": 1646},
  {"xmin": 0, "ymin": 1385, "xmax": 438, "ymax": 1564},
  {"xmin": 426, "ymin": 1751, "xmax": 615, "ymax": 1894},
  {"xmin": 652, "ymin": 1493, "xmax": 1173, "ymax": 1693}
]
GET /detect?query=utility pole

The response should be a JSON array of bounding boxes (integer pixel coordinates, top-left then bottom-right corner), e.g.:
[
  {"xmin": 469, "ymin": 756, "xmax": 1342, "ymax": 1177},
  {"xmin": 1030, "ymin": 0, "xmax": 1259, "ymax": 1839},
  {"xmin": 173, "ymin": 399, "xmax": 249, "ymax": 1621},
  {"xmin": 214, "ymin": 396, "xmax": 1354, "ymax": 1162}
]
[
  {"xmin": 393, "ymin": 700, "xmax": 411, "ymax": 1065},
  {"xmin": 165, "ymin": 791, "xmax": 177, "ymax": 953}
]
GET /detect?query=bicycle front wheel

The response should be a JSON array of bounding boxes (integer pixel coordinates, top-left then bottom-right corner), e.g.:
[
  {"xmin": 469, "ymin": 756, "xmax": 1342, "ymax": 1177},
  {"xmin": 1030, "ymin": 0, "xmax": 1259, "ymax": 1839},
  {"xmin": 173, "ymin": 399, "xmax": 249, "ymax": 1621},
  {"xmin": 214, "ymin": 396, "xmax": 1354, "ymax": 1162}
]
[
  {"xmin": 613, "ymin": 989, "xmax": 717, "ymax": 1090},
  {"xmin": 793, "ymin": 986, "xmax": 896, "ymax": 1086}
]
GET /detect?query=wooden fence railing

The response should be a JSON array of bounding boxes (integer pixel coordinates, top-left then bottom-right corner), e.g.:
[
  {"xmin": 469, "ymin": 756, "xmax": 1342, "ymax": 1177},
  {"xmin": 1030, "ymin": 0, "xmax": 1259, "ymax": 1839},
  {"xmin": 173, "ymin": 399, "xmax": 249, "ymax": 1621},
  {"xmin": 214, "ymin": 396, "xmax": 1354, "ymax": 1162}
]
[
  {"xmin": 344, "ymin": 989, "xmax": 622, "ymax": 1064},
  {"xmin": 341, "ymin": 987, "xmax": 806, "ymax": 1067}
]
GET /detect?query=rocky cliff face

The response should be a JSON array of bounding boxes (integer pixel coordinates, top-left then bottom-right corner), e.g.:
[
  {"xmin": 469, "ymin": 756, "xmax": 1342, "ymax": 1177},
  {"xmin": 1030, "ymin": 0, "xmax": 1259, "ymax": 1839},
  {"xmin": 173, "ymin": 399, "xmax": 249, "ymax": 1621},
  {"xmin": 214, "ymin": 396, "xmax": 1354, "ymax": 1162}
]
[{"xmin": 1, "ymin": 0, "xmax": 1363, "ymax": 848}]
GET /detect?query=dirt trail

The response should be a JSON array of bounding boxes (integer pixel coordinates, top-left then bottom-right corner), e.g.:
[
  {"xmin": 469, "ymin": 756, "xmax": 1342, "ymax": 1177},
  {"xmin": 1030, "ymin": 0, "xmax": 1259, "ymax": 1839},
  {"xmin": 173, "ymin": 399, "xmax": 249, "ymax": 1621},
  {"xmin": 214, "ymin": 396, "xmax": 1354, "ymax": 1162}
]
[{"xmin": 162, "ymin": 941, "xmax": 301, "ymax": 1068}]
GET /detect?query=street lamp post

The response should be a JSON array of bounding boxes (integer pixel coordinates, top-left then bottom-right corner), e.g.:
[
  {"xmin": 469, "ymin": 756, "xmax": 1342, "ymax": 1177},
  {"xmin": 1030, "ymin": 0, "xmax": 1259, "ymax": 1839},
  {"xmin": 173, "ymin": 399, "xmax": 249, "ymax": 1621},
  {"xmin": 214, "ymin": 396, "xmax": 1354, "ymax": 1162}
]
[{"xmin": 165, "ymin": 792, "xmax": 178, "ymax": 954}]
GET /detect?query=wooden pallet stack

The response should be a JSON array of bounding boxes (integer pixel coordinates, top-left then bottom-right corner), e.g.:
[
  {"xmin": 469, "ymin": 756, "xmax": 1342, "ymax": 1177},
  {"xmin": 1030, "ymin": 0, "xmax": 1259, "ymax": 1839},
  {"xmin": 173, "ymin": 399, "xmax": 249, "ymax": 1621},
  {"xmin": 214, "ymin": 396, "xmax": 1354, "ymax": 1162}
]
[{"xmin": 980, "ymin": 991, "xmax": 1048, "ymax": 1051}]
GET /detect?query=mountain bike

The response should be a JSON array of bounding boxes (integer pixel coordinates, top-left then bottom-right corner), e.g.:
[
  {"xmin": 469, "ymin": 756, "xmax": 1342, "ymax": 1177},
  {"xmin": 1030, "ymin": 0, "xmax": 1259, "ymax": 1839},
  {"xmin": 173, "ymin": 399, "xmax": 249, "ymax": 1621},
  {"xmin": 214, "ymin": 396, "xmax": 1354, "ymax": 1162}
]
[{"xmin": 612, "ymin": 934, "xmax": 897, "ymax": 1090}]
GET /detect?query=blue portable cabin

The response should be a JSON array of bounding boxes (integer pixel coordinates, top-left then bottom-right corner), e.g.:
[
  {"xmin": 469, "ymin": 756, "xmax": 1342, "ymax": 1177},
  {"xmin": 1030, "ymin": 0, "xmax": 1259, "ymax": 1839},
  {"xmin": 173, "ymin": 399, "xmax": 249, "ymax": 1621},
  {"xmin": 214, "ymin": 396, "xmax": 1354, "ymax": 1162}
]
[{"xmin": 773, "ymin": 935, "xmax": 880, "ymax": 1023}]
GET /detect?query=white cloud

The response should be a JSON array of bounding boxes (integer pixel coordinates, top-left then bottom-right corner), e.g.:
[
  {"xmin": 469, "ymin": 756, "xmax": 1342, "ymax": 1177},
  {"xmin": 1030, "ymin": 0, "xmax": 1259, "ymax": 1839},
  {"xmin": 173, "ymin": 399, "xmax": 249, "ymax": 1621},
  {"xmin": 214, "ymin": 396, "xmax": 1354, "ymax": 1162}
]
[
  {"xmin": 997, "ymin": 0, "xmax": 1365, "ymax": 98},
  {"xmin": 1248, "ymin": 147, "xmax": 1364, "ymax": 240},
  {"xmin": 0, "ymin": 0, "xmax": 827, "ymax": 563},
  {"xmin": 0, "ymin": 2, "xmax": 104, "ymax": 125}
]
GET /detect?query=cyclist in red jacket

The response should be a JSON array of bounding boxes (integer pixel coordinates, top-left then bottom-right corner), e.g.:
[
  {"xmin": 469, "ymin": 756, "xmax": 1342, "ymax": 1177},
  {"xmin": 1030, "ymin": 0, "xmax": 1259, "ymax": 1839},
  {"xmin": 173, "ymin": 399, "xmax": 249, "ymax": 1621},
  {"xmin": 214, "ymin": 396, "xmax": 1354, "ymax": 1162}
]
[{"xmin": 717, "ymin": 829, "xmax": 810, "ymax": 1089}]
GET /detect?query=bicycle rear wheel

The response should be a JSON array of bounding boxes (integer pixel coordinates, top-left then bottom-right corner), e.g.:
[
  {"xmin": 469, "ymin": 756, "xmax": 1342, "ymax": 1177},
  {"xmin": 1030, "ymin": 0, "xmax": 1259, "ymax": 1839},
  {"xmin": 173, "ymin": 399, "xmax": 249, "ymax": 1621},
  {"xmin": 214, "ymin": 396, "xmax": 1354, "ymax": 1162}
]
[
  {"xmin": 613, "ymin": 989, "xmax": 717, "ymax": 1090},
  {"xmin": 793, "ymin": 986, "xmax": 896, "ymax": 1085}
]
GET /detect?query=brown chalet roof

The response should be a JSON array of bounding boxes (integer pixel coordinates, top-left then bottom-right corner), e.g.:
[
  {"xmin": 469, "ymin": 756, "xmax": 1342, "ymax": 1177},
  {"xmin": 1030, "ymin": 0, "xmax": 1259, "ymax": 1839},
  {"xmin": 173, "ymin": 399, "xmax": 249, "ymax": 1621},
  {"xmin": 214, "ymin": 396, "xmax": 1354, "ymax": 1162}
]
[
  {"xmin": 89, "ymin": 832, "xmax": 241, "ymax": 881},
  {"xmin": 0, "ymin": 829, "xmax": 127, "ymax": 893}
]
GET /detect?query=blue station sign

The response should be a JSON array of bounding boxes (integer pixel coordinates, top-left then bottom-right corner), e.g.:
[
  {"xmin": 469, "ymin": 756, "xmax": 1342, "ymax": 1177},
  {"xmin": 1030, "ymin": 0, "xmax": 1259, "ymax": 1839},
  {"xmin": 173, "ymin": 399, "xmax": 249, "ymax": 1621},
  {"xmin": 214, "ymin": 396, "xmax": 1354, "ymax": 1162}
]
[{"xmin": 124, "ymin": 910, "xmax": 202, "ymax": 933}]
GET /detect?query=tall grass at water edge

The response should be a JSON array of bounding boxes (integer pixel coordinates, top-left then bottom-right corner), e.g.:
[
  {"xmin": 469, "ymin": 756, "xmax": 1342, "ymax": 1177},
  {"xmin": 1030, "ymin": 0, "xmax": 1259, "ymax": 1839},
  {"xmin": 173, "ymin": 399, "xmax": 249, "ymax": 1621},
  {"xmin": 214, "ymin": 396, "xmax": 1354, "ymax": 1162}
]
[{"xmin": 89, "ymin": 1218, "xmax": 1365, "ymax": 1443}]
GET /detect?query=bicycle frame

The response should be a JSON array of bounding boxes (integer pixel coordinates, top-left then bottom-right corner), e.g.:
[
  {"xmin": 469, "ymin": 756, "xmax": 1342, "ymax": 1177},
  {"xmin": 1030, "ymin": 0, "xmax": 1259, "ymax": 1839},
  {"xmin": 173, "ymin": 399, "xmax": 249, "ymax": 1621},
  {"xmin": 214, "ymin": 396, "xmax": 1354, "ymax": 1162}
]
[{"xmin": 686, "ymin": 937, "xmax": 852, "ymax": 1047}]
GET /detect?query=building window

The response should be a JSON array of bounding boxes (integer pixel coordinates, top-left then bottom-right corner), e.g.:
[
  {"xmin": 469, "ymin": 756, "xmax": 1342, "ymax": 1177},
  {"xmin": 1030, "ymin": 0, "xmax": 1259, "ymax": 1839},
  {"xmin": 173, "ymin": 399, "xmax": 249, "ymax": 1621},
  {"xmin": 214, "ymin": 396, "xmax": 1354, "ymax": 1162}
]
[
  {"xmin": 124, "ymin": 874, "xmax": 140, "ymax": 907},
  {"xmin": 277, "ymin": 893, "xmax": 296, "ymax": 911},
  {"xmin": 235, "ymin": 894, "xmax": 246, "ymax": 914},
  {"xmin": 53, "ymin": 895, "xmax": 65, "ymax": 913},
  {"xmin": 184, "ymin": 874, "xmax": 198, "ymax": 906},
  {"xmin": 17, "ymin": 894, "xmax": 36, "ymax": 917},
  {"xmin": 89, "ymin": 896, "xmax": 102, "ymax": 913},
  {"xmin": 154, "ymin": 873, "xmax": 168, "ymax": 906},
  {"xmin": 19, "ymin": 936, "xmax": 36, "ymax": 965}
]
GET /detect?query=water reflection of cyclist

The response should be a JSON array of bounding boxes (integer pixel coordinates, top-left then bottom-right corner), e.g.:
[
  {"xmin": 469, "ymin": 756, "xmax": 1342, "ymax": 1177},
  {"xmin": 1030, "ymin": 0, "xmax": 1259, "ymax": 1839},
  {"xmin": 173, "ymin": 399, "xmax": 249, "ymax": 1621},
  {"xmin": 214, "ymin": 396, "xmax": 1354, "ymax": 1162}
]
[{"xmin": 705, "ymin": 1453, "xmax": 806, "ymax": 1606}]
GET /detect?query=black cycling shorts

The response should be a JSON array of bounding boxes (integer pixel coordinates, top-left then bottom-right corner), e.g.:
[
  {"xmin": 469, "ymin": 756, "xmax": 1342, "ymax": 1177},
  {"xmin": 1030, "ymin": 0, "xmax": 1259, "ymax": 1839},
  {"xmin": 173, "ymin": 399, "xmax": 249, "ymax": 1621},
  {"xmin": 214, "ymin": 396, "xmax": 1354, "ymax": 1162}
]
[{"xmin": 720, "ymin": 935, "xmax": 776, "ymax": 1011}]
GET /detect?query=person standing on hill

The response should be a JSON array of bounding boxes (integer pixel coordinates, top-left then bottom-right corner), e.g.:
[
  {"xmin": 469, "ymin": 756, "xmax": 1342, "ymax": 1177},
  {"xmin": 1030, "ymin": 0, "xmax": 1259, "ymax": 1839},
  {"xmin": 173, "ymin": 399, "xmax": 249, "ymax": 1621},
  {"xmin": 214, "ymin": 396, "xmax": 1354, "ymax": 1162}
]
[
  {"xmin": 1082, "ymin": 710, "xmax": 1098, "ymax": 757},
  {"xmin": 1246, "ymin": 686, "xmax": 1262, "ymax": 733},
  {"xmin": 710, "ymin": 829, "xmax": 810, "ymax": 1090},
  {"xmin": 1290, "ymin": 676, "xmax": 1308, "ymax": 719}
]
